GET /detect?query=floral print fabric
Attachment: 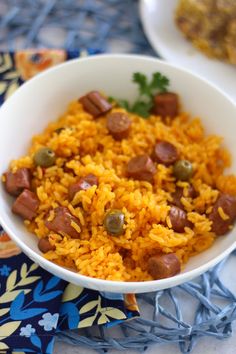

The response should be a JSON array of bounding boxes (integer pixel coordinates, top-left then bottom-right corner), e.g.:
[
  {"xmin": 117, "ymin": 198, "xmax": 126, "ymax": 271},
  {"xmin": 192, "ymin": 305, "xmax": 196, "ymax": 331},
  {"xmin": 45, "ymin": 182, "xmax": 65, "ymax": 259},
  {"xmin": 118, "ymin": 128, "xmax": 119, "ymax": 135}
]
[
  {"xmin": 0, "ymin": 50, "xmax": 140, "ymax": 353},
  {"xmin": 0, "ymin": 49, "xmax": 94, "ymax": 104},
  {"xmin": 0, "ymin": 232, "xmax": 64, "ymax": 353}
]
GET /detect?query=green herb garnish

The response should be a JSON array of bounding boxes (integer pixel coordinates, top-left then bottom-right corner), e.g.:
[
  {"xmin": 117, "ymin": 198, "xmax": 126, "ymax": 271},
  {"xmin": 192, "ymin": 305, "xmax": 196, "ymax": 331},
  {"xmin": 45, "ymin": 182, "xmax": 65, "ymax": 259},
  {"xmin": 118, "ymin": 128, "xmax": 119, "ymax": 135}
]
[{"xmin": 110, "ymin": 72, "xmax": 169, "ymax": 118}]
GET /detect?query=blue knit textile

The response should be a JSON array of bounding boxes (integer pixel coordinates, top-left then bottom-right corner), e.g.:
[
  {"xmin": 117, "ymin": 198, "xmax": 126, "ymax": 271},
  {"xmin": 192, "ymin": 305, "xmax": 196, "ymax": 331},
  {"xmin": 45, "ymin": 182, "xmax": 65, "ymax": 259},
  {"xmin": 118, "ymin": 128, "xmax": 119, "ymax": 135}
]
[
  {"xmin": 56, "ymin": 252, "xmax": 236, "ymax": 353},
  {"xmin": 0, "ymin": 0, "xmax": 155, "ymax": 55}
]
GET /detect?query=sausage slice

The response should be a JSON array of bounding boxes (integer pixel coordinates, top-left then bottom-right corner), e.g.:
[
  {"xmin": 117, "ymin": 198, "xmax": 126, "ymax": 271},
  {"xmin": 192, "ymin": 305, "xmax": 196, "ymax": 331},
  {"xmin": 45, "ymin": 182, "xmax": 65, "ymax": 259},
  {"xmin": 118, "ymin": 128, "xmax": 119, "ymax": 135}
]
[
  {"xmin": 4, "ymin": 168, "xmax": 31, "ymax": 196},
  {"xmin": 12, "ymin": 189, "xmax": 39, "ymax": 221},
  {"xmin": 148, "ymin": 253, "xmax": 181, "ymax": 280},
  {"xmin": 172, "ymin": 185, "xmax": 198, "ymax": 209},
  {"xmin": 45, "ymin": 206, "xmax": 81, "ymax": 238},
  {"xmin": 38, "ymin": 237, "xmax": 55, "ymax": 253},
  {"xmin": 153, "ymin": 92, "xmax": 179, "ymax": 118},
  {"xmin": 152, "ymin": 141, "xmax": 179, "ymax": 166},
  {"xmin": 127, "ymin": 154, "xmax": 156, "ymax": 182},
  {"xmin": 107, "ymin": 112, "xmax": 131, "ymax": 140},
  {"xmin": 209, "ymin": 193, "xmax": 236, "ymax": 235},
  {"xmin": 79, "ymin": 91, "xmax": 112, "ymax": 117},
  {"xmin": 68, "ymin": 174, "xmax": 98, "ymax": 201},
  {"xmin": 169, "ymin": 206, "xmax": 192, "ymax": 232}
]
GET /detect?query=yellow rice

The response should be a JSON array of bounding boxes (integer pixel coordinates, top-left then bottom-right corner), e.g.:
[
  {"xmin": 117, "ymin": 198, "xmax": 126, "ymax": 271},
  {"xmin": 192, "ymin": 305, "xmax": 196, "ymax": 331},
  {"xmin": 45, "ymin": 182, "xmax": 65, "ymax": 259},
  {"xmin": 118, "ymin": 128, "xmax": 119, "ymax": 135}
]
[
  {"xmin": 9, "ymin": 100, "xmax": 236, "ymax": 281},
  {"xmin": 217, "ymin": 206, "xmax": 230, "ymax": 221}
]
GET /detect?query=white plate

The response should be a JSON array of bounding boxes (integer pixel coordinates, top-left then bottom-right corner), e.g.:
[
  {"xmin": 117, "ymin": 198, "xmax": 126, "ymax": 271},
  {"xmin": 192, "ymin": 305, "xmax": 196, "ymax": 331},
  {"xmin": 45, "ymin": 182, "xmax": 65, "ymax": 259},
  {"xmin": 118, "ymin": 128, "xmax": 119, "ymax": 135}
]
[
  {"xmin": 139, "ymin": 0, "xmax": 236, "ymax": 102},
  {"xmin": 1, "ymin": 54, "xmax": 236, "ymax": 293}
]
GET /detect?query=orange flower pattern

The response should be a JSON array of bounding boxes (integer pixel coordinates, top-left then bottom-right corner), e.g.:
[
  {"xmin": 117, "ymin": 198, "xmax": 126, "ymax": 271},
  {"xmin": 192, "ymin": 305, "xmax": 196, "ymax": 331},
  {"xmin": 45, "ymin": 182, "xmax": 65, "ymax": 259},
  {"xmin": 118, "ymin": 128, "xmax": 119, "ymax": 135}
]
[{"xmin": 14, "ymin": 49, "xmax": 66, "ymax": 81}]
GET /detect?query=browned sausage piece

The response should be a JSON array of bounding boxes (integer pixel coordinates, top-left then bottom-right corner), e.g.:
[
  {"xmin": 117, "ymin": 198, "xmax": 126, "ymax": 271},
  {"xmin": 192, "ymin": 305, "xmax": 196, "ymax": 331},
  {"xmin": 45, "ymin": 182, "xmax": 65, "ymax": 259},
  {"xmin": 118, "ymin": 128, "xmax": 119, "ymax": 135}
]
[
  {"xmin": 127, "ymin": 154, "xmax": 156, "ymax": 182},
  {"xmin": 45, "ymin": 206, "xmax": 81, "ymax": 239},
  {"xmin": 172, "ymin": 185, "xmax": 198, "ymax": 208},
  {"xmin": 169, "ymin": 206, "xmax": 192, "ymax": 232},
  {"xmin": 152, "ymin": 141, "xmax": 179, "ymax": 166},
  {"xmin": 209, "ymin": 194, "xmax": 236, "ymax": 235},
  {"xmin": 172, "ymin": 187, "xmax": 185, "ymax": 209},
  {"xmin": 38, "ymin": 237, "xmax": 55, "ymax": 253},
  {"xmin": 153, "ymin": 92, "xmax": 179, "ymax": 118},
  {"xmin": 107, "ymin": 112, "xmax": 132, "ymax": 140},
  {"xmin": 12, "ymin": 189, "xmax": 39, "ymax": 221},
  {"xmin": 79, "ymin": 91, "xmax": 112, "ymax": 118},
  {"xmin": 185, "ymin": 185, "xmax": 198, "ymax": 199},
  {"xmin": 4, "ymin": 168, "xmax": 31, "ymax": 196},
  {"xmin": 148, "ymin": 253, "xmax": 181, "ymax": 280},
  {"xmin": 68, "ymin": 174, "xmax": 98, "ymax": 201}
]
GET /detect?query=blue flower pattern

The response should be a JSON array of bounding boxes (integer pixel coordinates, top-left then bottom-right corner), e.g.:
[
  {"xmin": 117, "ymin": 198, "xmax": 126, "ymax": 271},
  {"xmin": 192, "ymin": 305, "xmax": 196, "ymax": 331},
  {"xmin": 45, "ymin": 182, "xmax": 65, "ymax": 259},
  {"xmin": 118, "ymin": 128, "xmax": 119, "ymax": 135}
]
[
  {"xmin": 38, "ymin": 313, "xmax": 59, "ymax": 331},
  {"xmin": 0, "ymin": 264, "xmax": 11, "ymax": 276},
  {"xmin": 20, "ymin": 324, "xmax": 36, "ymax": 337}
]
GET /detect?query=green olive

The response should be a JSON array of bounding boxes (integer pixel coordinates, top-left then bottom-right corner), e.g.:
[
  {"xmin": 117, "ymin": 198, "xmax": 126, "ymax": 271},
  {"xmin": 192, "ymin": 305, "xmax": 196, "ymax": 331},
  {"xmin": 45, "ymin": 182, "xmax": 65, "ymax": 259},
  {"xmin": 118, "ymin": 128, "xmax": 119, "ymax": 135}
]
[
  {"xmin": 104, "ymin": 210, "xmax": 125, "ymax": 236},
  {"xmin": 33, "ymin": 147, "xmax": 56, "ymax": 167},
  {"xmin": 173, "ymin": 160, "xmax": 193, "ymax": 181}
]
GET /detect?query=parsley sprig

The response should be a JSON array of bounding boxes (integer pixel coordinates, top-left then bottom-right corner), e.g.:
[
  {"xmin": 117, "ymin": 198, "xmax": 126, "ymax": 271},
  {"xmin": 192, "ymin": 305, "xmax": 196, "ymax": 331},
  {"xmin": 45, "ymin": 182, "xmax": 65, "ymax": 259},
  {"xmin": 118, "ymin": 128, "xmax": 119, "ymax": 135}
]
[{"xmin": 110, "ymin": 72, "xmax": 169, "ymax": 118}]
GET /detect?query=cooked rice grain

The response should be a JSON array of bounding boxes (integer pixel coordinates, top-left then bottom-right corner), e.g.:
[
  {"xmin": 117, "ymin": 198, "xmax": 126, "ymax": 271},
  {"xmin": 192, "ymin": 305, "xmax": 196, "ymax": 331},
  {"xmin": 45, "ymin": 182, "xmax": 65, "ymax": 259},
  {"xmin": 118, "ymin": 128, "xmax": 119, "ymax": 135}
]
[{"xmin": 10, "ymin": 101, "xmax": 236, "ymax": 281}]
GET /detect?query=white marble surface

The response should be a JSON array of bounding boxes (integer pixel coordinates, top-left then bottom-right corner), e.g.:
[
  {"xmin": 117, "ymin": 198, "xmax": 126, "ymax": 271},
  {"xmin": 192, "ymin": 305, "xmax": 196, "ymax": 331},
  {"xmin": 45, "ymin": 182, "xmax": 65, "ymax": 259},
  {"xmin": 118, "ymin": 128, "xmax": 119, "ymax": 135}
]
[{"xmin": 54, "ymin": 255, "xmax": 236, "ymax": 354}]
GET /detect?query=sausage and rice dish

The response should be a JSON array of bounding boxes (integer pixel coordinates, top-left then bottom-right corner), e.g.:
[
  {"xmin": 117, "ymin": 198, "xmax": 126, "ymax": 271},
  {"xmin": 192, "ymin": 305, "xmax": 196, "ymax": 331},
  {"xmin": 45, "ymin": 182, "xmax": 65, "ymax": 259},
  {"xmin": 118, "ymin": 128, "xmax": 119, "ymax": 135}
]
[{"xmin": 3, "ymin": 77, "xmax": 236, "ymax": 282}]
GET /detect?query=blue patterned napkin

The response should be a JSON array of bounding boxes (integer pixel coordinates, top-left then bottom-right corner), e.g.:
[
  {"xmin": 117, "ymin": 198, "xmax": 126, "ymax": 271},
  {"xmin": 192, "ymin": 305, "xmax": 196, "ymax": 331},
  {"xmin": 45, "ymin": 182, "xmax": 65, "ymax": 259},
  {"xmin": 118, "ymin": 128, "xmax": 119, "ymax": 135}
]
[{"xmin": 0, "ymin": 50, "xmax": 139, "ymax": 354}]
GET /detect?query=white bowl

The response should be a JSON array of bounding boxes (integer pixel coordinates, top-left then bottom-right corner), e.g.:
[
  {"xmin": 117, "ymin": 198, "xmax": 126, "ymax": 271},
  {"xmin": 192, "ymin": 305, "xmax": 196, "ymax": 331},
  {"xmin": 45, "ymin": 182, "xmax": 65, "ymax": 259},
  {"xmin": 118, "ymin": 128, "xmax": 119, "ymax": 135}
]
[{"xmin": 0, "ymin": 54, "xmax": 236, "ymax": 293}]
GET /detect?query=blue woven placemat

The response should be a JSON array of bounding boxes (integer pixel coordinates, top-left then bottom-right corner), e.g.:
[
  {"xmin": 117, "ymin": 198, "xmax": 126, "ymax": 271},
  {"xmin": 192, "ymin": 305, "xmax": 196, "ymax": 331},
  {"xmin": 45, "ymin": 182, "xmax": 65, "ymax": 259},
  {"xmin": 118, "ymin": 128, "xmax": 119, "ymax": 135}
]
[
  {"xmin": 56, "ymin": 254, "xmax": 236, "ymax": 353},
  {"xmin": 1, "ymin": 1, "xmax": 236, "ymax": 353},
  {"xmin": 0, "ymin": 0, "xmax": 155, "ymax": 55}
]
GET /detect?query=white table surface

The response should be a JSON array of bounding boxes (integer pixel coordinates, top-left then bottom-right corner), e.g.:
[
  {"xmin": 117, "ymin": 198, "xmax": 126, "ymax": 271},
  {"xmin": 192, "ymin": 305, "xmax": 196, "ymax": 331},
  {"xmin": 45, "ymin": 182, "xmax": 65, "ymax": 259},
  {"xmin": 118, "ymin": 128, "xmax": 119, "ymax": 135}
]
[{"xmin": 54, "ymin": 255, "xmax": 236, "ymax": 354}]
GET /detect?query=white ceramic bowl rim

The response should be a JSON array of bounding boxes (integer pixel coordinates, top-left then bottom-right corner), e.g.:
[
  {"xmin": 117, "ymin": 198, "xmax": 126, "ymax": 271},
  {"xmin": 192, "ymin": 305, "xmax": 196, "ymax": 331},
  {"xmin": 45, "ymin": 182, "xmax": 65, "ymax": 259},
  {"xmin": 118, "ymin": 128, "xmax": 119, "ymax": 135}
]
[{"xmin": 1, "ymin": 53, "xmax": 236, "ymax": 293}]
